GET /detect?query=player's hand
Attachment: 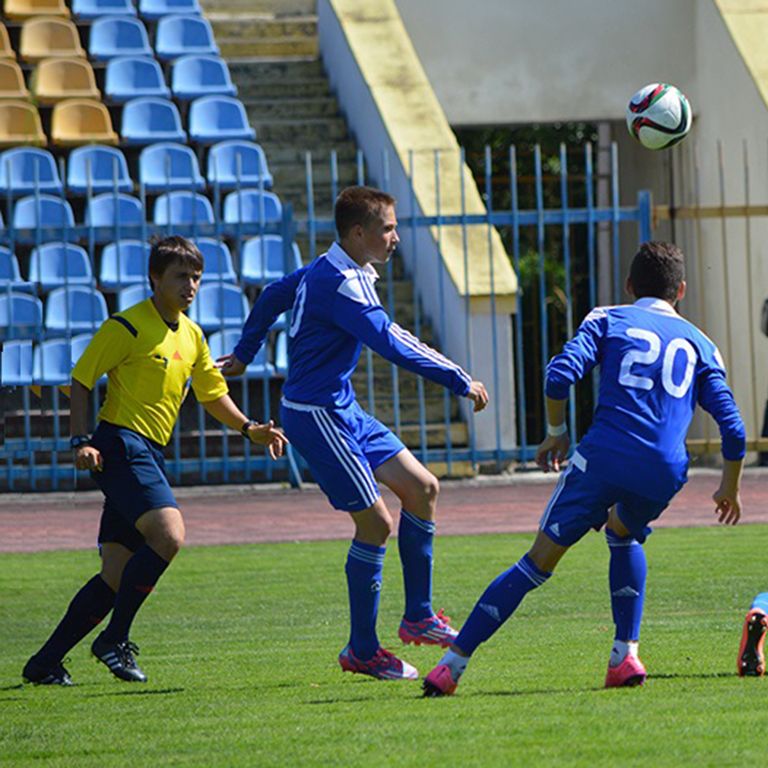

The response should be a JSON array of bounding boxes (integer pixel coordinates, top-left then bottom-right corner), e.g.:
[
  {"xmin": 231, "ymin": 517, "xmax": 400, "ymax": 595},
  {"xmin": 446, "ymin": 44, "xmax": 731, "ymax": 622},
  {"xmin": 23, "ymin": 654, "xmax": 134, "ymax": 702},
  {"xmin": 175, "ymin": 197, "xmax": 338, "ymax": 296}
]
[
  {"xmin": 535, "ymin": 434, "xmax": 570, "ymax": 473},
  {"xmin": 215, "ymin": 353, "xmax": 246, "ymax": 377},
  {"xmin": 713, "ymin": 485, "xmax": 741, "ymax": 525},
  {"xmin": 467, "ymin": 381, "xmax": 489, "ymax": 412},
  {"xmin": 245, "ymin": 420, "xmax": 289, "ymax": 460},
  {"xmin": 74, "ymin": 445, "xmax": 103, "ymax": 472}
]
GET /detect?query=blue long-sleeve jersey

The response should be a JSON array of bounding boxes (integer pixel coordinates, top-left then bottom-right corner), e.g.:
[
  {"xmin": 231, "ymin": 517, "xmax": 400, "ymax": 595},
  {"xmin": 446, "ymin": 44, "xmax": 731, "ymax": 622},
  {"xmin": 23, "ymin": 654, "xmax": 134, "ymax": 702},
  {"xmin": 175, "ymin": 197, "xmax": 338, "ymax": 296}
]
[
  {"xmin": 546, "ymin": 297, "xmax": 746, "ymax": 501},
  {"xmin": 234, "ymin": 242, "xmax": 472, "ymax": 408}
]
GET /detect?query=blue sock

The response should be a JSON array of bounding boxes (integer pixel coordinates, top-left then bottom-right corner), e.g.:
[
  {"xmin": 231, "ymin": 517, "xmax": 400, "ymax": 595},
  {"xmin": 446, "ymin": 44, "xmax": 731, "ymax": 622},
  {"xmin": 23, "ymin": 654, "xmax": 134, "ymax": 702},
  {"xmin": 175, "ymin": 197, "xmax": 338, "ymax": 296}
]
[
  {"xmin": 751, "ymin": 593, "xmax": 768, "ymax": 614},
  {"xmin": 606, "ymin": 529, "xmax": 647, "ymax": 641},
  {"xmin": 398, "ymin": 509, "xmax": 435, "ymax": 622},
  {"xmin": 454, "ymin": 553, "xmax": 551, "ymax": 656},
  {"xmin": 345, "ymin": 540, "xmax": 386, "ymax": 661}
]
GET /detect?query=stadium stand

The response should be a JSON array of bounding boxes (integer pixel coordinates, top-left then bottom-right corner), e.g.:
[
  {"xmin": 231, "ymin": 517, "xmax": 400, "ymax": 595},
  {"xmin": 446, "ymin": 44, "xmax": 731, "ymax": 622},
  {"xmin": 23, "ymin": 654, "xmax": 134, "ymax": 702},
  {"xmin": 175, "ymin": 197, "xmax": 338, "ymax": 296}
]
[
  {"xmin": 0, "ymin": 338, "xmax": 33, "ymax": 385},
  {"xmin": 12, "ymin": 194, "xmax": 75, "ymax": 242},
  {"xmin": 0, "ymin": 59, "xmax": 30, "ymax": 99},
  {"xmin": 45, "ymin": 285, "xmax": 108, "ymax": 336},
  {"xmin": 28, "ymin": 242, "xmax": 93, "ymax": 292},
  {"xmin": 208, "ymin": 328, "xmax": 274, "ymax": 378},
  {"xmin": 116, "ymin": 282, "xmax": 151, "ymax": 310},
  {"xmin": 72, "ymin": 0, "xmax": 137, "ymax": 20},
  {"xmin": 32, "ymin": 57, "xmax": 100, "ymax": 104},
  {"xmin": 187, "ymin": 281, "xmax": 248, "ymax": 332},
  {"xmin": 0, "ymin": 246, "xmax": 34, "ymax": 293},
  {"xmin": 223, "ymin": 189, "xmax": 282, "ymax": 226},
  {"xmin": 121, "ymin": 96, "xmax": 186, "ymax": 144},
  {"xmin": 32, "ymin": 337, "xmax": 72, "ymax": 384},
  {"xmin": 155, "ymin": 14, "xmax": 218, "ymax": 61},
  {"xmin": 4, "ymin": 0, "xmax": 70, "ymax": 20},
  {"xmin": 139, "ymin": 0, "xmax": 201, "ymax": 21},
  {"xmin": 50, "ymin": 99, "xmax": 119, "ymax": 146},
  {"xmin": 19, "ymin": 17, "xmax": 86, "ymax": 62},
  {"xmin": 139, "ymin": 142, "xmax": 205, "ymax": 192},
  {"xmin": 171, "ymin": 55, "xmax": 237, "ymax": 100},
  {"xmin": 99, "ymin": 239, "xmax": 150, "ymax": 290},
  {"xmin": 0, "ymin": 147, "xmax": 63, "ymax": 196},
  {"xmin": 104, "ymin": 56, "xmax": 171, "ymax": 103},
  {"xmin": 84, "ymin": 192, "xmax": 144, "ymax": 242},
  {"xmin": 194, "ymin": 237, "xmax": 237, "ymax": 283},
  {"xmin": 188, "ymin": 95, "xmax": 255, "ymax": 144},
  {"xmin": 0, "ymin": 101, "xmax": 46, "ymax": 147},
  {"xmin": 89, "ymin": 16, "xmax": 153, "ymax": 61},
  {"xmin": 207, "ymin": 140, "xmax": 272, "ymax": 190},
  {"xmin": 153, "ymin": 190, "xmax": 214, "ymax": 226},
  {"xmin": 0, "ymin": 291, "xmax": 44, "ymax": 340},
  {"xmin": 70, "ymin": 332, "xmax": 94, "ymax": 366},
  {"xmin": 240, "ymin": 235, "xmax": 302, "ymax": 287},
  {"xmin": 67, "ymin": 145, "xmax": 133, "ymax": 195}
]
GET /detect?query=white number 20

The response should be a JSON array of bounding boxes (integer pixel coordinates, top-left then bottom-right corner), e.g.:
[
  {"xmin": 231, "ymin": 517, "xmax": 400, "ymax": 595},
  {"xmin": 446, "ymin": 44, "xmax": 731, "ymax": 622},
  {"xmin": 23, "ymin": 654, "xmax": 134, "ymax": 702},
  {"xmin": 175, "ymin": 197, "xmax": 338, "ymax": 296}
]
[{"xmin": 618, "ymin": 328, "xmax": 696, "ymax": 399}]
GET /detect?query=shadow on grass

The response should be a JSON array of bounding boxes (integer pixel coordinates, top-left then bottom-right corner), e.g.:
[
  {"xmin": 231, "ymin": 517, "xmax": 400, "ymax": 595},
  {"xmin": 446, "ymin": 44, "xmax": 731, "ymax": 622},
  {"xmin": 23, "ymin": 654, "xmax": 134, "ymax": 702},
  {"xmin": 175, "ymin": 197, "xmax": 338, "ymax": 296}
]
[{"xmin": 83, "ymin": 687, "xmax": 185, "ymax": 698}]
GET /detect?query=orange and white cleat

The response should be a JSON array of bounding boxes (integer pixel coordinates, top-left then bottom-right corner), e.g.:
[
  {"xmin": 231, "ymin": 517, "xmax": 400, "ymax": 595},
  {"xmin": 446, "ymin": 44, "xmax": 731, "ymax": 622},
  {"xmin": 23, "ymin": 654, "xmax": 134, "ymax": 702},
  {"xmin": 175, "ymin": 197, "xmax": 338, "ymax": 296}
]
[
  {"xmin": 737, "ymin": 608, "xmax": 767, "ymax": 677},
  {"xmin": 605, "ymin": 654, "xmax": 647, "ymax": 688}
]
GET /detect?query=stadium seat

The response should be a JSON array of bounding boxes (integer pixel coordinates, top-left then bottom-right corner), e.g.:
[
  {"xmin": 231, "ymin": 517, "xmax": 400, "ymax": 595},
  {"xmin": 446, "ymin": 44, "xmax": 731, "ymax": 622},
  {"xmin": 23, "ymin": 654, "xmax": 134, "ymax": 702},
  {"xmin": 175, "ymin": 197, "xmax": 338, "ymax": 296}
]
[
  {"xmin": 72, "ymin": 0, "xmax": 136, "ymax": 20},
  {"xmin": 67, "ymin": 145, "xmax": 133, "ymax": 195},
  {"xmin": 0, "ymin": 101, "xmax": 46, "ymax": 147},
  {"xmin": 1, "ymin": 338, "xmax": 33, "ymax": 385},
  {"xmin": 45, "ymin": 285, "xmax": 108, "ymax": 336},
  {"xmin": 0, "ymin": 147, "xmax": 63, "ymax": 197},
  {"xmin": 153, "ymin": 191, "xmax": 214, "ymax": 226},
  {"xmin": 188, "ymin": 96, "xmax": 255, "ymax": 145},
  {"xmin": 194, "ymin": 237, "xmax": 237, "ymax": 283},
  {"xmin": 139, "ymin": 0, "xmax": 201, "ymax": 20},
  {"xmin": 155, "ymin": 15, "xmax": 219, "ymax": 61},
  {"xmin": 117, "ymin": 282, "xmax": 151, "ymax": 311},
  {"xmin": 0, "ymin": 24, "xmax": 16, "ymax": 60},
  {"xmin": 4, "ymin": 0, "xmax": 70, "ymax": 20},
  {"xmin": 12, "ymin": 194, "xmax": 76, "ymax": 243},
  {"xmin": 207, "ymin": 140, "xmax": 273, "ymax": 191},
  {"xmin": 241, "ymin": 236, "xmax": 302, "ymax": 287},
  {"xmin": 104, "ymin": 57, "xmax": 170, "ymax": 103},
  {"xmin": 0, "ymin": 291, "xmax": 44, "ymax": 340},
  {"xmin": 70, "ymin": 332, "xmax": 93, "ymax": 365},
  {"xmin": 207, "ymin": 328, "xmax": 274, "ymax": 378},
  {"xmin": 51, "ymin": 99, "xmax": 119, "ymax": 147},
  {"xmin": 187, "ymin": 281, "xmax": 248, "ymax": 332},
  {"xmin": 274, "ymin": 330, "xmax": 288, "ymax": 376},
  {"xmin": 139, "ymin": 142, "xmax": 205, "ymax": 192},
  {"xmin": 89, "ymin": 17, "xmax": 153, "ymax": 61},
  {"xmin": 270, "ymin": 311, "xmax": 289, "ymax": 331},
  {"xmin": 99, "ymin": 239, "xmax": 150, "ymax": 290},
  {"xmin": 0, "ymin": 246, "xmax": 35, "ymax": 293},
  {"xmin": 32, "ymin": 57, "xmax": 100, "ymax": 105},
  {"xmin": 0, "ymin": 59, "xmax": 30, "ymax": 100},
  {"xmin": 84, "ymin": 192, "xmax": 144, "ymax": 243},
  {"xmin": 223, "ymin": 189, "xmax": 282, "ymax": 228},
  {"xmin": 171, "ymin": 55, "xmax": 236, "ymax": 101},
  {"xmin": 28, "ymin": 242, "xmax": 93, "ymax": 292},
  {"xmin": 32, "ymin": 337, "xmax": 72, "ymax": 384},
  {"xmin": 19, "ymin": 17, "xmax": 86, "ymax": 62},
  {"xmin": 121, "ymin": 97, "xmax": 186, "ymax": 145}
]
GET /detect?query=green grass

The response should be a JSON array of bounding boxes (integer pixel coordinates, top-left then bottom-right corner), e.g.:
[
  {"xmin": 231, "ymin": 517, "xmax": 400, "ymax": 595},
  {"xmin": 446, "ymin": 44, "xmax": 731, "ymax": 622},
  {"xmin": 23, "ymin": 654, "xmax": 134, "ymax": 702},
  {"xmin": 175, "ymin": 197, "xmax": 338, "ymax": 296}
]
[{"xmin": 2, "ymin": 525, "xmax": 768, "ymax": 767}]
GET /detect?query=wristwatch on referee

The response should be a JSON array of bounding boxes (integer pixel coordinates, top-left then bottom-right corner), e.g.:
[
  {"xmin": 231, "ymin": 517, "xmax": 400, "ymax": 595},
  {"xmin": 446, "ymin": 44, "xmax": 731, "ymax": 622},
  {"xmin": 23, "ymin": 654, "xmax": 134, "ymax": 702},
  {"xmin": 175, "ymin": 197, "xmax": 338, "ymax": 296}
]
[
  {"xmin": 70, "ymin": 434, "xmax": 91, "ymax": 450},
  {"xmin": 240, "ymin": 419, "xmax": 258, "ymax": 438}
]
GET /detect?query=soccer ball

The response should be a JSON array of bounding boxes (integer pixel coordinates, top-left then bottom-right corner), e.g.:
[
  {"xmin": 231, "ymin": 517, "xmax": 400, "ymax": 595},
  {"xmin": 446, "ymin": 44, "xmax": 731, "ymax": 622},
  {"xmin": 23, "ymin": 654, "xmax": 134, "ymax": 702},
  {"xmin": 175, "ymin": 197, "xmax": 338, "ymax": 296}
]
[{"xmin": 626, "ymin": 83, "xmax": 692, "ymax": 150}]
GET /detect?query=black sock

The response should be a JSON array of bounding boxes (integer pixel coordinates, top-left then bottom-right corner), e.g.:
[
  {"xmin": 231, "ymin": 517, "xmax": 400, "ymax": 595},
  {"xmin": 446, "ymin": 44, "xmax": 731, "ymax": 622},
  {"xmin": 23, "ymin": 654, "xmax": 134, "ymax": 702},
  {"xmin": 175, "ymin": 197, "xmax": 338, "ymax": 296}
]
[
  {"xmin": 35, "ymin": 575, "xmax": 115, "ymax": 665},
  {"xmin": 100, "ymin": 545, "xmax": 169, "ymax": 643}
]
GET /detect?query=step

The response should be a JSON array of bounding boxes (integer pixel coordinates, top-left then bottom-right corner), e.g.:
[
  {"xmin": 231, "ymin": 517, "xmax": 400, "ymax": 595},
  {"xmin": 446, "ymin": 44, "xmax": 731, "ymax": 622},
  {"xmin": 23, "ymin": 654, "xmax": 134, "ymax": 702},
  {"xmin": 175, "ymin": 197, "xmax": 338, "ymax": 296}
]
[
  {"xmin": 218, "ymin": 37, "xmax": 319, "ymax": 58},
  {"xmin": 206, "ymin": 15, "xmax": 317, "ymax": 40},
  {"xmin": 201, "ymin": 0, "xmax": 316, "ymax": 15},
  {"xmin": 243, "ymin": 96, "xmax": 340, "ymax": 120},
  {"xmin": 236, "ymin": 77, "xmax": 331, "ymax": 100},
  {"xmin": 250, "ymin": 117, "xmax": 349, "ymax": 144},
  {"xmin": 270, "ymin": 157, "xmax": 357, "ymax": 188},
  {"xmin": 263, "ymin": 142, "xmax": 359, "ymax": 166},
  {"xmin": 227, "ymin": 58, "xmax": 324, "ymax": 80}
]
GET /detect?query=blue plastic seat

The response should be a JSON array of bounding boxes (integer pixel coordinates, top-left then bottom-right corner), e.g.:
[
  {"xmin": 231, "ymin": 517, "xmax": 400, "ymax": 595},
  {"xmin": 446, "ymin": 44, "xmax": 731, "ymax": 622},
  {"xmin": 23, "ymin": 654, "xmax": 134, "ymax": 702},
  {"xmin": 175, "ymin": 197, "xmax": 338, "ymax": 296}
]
[
  {"xmin": 207, "ymin": 328, "xmax": 274, "ymax": 378},
  {"xmin": 188, "ymin": 96, "xmax": 255, "ymax": 145},
  {"xmin": 121, "ymin": 97, "xmax": 186, "ymax": 145},
  {"xmin": 274, "ymin": 330, "xmax": 288, "ymax": 376},
  {"xmin": 0, "ymin": 292, "xmax": 43, "ymax": 340},
  {"xmin": 117, "ymin": 283, "xmax": 152, "ymax": 311},
  {"xmin": 0, "ymin": 148, "xmax": 63, "ymax": 197},
  {"xmin": 89, "ymin": 17, "xmax": 153, "ymax": 61},
  {"xmin": 155, "ymin": 14, "xmax": 219, "ymax": 61},
  {"xmin": 240, "ymin": 236, "xmax": 301, "ymax": 287},
  {"xmin": 0, "ymin": 246, "xmax": 35, "ymax": 293},
  {"xmin": 1, "ymin": 339, "xmax": 34, "ymax": 385},
  {"xmin": 270, "ymin": 311, "xmax": 289, "ymax": 331},
  {"xmin": 85, "ymin": 193, "xmax": 144, "ymax": 243},
  {"xmin": 29, "ymin": 243, "xmax": 93, "ymax": 292},
  {"xmin": 139, "ymin": 0, "xmax": 201, "ymax": 20},
  {"xmin": 223, "ymin": 189, "xmax": 282, "ymax": 228},
  {"xmin": 105, "ymin": 57, "xmax": 170, "ymax": 103},
  {"xmin": 207, "ymin": 140, "xmax": 272, "ymax": 191},
  {"xmin": 45, "ymin": 285, "xmax": 108, "ymax": 336},
  {"xmin": 187, "ymin": 281, "xmax": 248, "ymax": 332},
  {"xmin": 67, "ymin": 145, "xmax": 133, "ymax": 195},
  {"xmin": 12, "ymin": 195, "xmax": 76, "ymax": 243},
  {"xmin": 73, "ymin": 0, "xmax": 136, "ymax": 19},
  {"xmin": 33, "ymin": 337, "xmax": 73, "ymax": 385},
  {"xmin": 100, "ymin": 239, "xmax": 150, "ymax": 290},
  {"xmin": 153, "ymin": 191, "xmax": 214, "ymax": 226},
  {"xmin": 70, "ymin": 332, "xmax": 93, "ymax": 366},
  {"xmin": 171, "ymin": 55, "xmax": 236, "ymax": 101},
  {"xmin": 139, "ymin": 142, "xmax": 205, "ymax": 192},
  {"xmin": 194, "ymin": 237, "xmax": 237, "ymax": 283}
]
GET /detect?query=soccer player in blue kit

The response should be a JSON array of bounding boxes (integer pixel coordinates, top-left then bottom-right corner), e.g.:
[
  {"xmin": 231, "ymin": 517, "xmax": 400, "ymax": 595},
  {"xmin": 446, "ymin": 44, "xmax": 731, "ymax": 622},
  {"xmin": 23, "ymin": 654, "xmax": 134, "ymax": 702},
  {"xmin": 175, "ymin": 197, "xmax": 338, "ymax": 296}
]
[
  {"xmin": 219, "ymin": 185, "xmax": 489, "ymax": 680},
  {"xmin": 423, "ymin": 240, "xmax": 746, "ymax": 696}
]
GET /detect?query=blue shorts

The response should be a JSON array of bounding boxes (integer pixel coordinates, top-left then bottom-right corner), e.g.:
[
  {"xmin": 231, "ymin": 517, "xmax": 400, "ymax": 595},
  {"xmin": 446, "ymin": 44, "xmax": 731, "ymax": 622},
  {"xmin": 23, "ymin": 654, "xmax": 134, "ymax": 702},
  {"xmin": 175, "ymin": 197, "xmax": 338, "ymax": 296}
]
[
  {"xmin": 538, "ymin": 451, "xmax": 670, "ymax": 546},
  {"xmin": 280, "ymin": 398, "xmax": 405, "ymax": 512},
  {"xmin": 90, "ymin": 421, "xmax": 178, "ymax": 552}
]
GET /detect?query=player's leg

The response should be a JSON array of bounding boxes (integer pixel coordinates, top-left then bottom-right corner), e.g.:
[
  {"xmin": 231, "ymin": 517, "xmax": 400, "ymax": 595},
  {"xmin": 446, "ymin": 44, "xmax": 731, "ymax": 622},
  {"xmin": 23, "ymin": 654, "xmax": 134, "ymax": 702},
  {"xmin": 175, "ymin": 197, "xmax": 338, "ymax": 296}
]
[{"xmin": 738, "ymin": 592, "xmax": 768, "ymax": 676}]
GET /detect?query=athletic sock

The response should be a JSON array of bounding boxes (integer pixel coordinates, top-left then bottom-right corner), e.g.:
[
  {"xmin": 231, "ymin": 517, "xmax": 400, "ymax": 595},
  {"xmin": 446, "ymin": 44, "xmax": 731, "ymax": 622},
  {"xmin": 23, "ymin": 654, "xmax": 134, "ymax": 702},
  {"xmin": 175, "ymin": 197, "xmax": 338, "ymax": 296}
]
[
  {"xmin": 439, "ymin": 648, "xmax": 469, "ymax": 678},
  {"xmin": 398, "ymin": 509, "xmax": 436, "ymax": 622},
  {"xmin": 100, "ymin": 545, "xmax": 169, "ymax": 644},
  {"xmin": 751, "ymin": 592, "xmax": 768, "ymax": 615},
  {"xmin": 609, "ymin": 640, "xmax": 639, "ymax": 667},
  {"xmin": 454, "ymin": 553, "xmax": 551, "ymax": 656},
  {"xmin": 345, "ymin": 540, "xmax": 386, "ymax": 661},
  {"xmin": 606, "ymin": 528, "xmax": 647, "ymax": 659},
  {"xmin": 34, "ymin": 575, "xmax": 115, "ymax": 665}
]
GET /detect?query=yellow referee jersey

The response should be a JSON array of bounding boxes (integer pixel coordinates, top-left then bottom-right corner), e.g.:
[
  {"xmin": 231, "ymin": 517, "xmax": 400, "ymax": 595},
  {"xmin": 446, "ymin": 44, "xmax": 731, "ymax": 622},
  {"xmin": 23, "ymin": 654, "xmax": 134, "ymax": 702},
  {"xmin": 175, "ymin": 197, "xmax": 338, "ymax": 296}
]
[{"xmin": 72, "ymin": 298, "xmax": 229, "ymax": 446}]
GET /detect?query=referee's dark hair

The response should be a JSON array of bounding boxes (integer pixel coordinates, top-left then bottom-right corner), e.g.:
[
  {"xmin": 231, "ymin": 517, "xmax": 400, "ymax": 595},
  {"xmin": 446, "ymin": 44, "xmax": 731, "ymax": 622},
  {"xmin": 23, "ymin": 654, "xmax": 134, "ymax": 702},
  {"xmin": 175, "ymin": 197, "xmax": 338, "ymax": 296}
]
[
  {"xmin": 629, "ymin": 241, "xmax": 685, "ymax": 303},
  {"xmin": 335, "ymin": 185, "xmax": 396, "ymax": 239},
  {"xmin": 148, "ymin": 235, "xmax": 204, "ymax": 291}
]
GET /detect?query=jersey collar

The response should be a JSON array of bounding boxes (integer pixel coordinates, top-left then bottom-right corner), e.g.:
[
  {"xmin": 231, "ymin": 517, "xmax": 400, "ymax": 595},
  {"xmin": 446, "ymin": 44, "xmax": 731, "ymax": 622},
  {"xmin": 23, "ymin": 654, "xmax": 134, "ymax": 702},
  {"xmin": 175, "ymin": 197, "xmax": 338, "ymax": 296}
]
[
  {"xmin": 327, "ymin": 242, "xmax": 380, "ymax": 282},
  {"xmin": 633, "ymin": 296, "xmax": 678, "ymax": 316}
]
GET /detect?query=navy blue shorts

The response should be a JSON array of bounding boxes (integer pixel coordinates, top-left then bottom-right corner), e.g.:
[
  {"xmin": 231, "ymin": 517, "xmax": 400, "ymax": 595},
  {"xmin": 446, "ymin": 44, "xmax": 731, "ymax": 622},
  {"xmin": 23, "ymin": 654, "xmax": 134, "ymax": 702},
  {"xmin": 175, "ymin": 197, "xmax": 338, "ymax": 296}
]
[
  {"xmin": 280, "ymin": 398, "xmax": 405, "ymax": 512},
  {"xmin": 90, "ymin": 421, "xmax": 178, "ymax": 552},
  {"xmin": 538, "ymin": 451, "xmax": 670, "ymax": 546}
]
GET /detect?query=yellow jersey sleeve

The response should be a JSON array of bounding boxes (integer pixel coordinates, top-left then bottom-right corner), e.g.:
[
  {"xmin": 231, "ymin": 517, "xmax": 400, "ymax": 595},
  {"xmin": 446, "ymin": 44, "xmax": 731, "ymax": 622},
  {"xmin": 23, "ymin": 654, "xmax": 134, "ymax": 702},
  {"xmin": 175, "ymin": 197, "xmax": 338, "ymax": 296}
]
[
  {"xmin": 71, "ymin": 316, "xmax": 134, "ymax": 390},
  {"xmin": 191, "ymin": 330, "xmax": 229, "ymax": 403}
]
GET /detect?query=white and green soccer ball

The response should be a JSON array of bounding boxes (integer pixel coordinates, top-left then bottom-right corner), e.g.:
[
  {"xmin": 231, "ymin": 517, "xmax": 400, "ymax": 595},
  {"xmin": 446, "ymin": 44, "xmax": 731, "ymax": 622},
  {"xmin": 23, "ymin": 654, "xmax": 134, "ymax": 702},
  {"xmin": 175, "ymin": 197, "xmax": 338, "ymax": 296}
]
[{"xmin": 626, "ymin": 83, "xmax": 692, "ymax": 150}]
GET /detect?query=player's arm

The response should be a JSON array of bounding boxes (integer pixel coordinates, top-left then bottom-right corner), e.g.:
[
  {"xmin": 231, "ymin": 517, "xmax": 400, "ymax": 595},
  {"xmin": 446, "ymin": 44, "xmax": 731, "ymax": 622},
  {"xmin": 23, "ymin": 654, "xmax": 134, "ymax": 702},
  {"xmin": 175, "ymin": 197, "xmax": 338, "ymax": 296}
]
[
  {"xmin": 70, "ymin": 379, "xmax": 103, "ymax": 472},
  {"xmin": 535, "ymin": 396, "xmax": 570, "ymax": 472}
]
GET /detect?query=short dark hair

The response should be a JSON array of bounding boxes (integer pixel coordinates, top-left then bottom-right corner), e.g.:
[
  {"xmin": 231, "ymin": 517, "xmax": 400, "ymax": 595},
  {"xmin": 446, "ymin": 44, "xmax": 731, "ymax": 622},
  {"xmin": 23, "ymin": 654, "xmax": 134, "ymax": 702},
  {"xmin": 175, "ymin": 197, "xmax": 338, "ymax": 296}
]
[
  {"xmin": 628, "ymin": 241, "xmax": 685, "ymax": 302},
  {"xmin": 334, "ymin": 185, "xmax": 396, "ymax": 238},
  {"xmin": 148, "ymin": 235, "xmax": 204, "ymax": 291}
]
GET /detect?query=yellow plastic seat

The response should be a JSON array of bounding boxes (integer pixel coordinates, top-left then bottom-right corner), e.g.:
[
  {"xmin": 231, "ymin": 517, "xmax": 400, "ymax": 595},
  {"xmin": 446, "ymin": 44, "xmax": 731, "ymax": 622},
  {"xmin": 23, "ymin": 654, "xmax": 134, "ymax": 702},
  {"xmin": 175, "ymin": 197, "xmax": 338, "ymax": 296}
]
[
  {"xmin": 0, "ymin": 24, "xmax": 16, "ymax": 60},
  {"xmin": 19, "ymin": 17, "xmax": 86, "ymax": 63},
  {"xmin": 0, "ymin": 60, "xmax": 30, "ymax": 100},
  {"xmin": 33, "ymin": 58, "xmax": 100, "ymax": 105},
  {"xmin": 4, "ymin": 0, "xmax": 70, "ymax": 19},
  {"xmin": 51, "ymin": 99, "xmax": 119, "ymax": 147},
  {"xmin": 0, "ymin": 100, "xmax": 46, "ymax": 147}
]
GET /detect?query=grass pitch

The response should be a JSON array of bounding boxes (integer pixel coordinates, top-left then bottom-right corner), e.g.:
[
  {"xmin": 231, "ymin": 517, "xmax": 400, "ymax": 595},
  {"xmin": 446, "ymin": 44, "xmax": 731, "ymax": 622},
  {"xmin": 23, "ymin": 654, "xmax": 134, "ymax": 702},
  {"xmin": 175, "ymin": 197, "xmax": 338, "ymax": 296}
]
[{"xmin": 2, "ymin": 525, "xmax": 768, "ymax": 767}]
